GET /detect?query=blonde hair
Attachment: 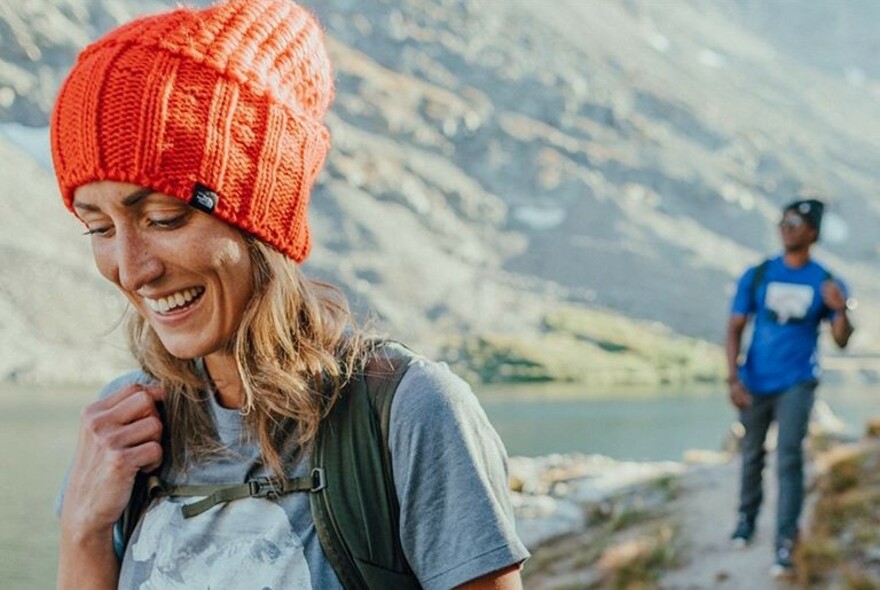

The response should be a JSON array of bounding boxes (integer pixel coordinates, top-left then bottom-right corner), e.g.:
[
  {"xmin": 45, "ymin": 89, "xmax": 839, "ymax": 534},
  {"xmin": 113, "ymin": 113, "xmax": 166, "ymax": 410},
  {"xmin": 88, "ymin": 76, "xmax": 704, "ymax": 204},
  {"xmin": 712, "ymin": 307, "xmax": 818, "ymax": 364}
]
[{"xmin": 127, "ymin": 237, "xmax": 367, "ymax": 477}]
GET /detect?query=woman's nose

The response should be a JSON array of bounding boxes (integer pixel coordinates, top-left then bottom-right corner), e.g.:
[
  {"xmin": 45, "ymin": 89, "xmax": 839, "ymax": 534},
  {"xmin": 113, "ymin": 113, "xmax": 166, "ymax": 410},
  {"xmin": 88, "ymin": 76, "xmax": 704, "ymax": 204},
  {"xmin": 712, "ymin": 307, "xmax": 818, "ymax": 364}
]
[{"xmin": 115, "ymin": 229, "xmax": 163, "ymax": 292}]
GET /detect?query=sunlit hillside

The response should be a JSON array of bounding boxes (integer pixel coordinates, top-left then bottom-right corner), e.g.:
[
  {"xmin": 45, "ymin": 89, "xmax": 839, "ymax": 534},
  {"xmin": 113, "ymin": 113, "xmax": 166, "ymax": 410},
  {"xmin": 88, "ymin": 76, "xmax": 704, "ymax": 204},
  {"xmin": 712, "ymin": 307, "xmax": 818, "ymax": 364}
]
[{"xmin": 1, "ymin": 0, "xmax": 878, "ymax": 384}]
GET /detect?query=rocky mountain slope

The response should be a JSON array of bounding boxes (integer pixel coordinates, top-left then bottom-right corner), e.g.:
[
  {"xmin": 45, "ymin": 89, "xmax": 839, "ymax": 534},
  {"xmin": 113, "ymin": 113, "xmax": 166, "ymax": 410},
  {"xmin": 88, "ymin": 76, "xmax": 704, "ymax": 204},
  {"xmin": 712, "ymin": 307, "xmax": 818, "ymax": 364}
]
[{"xmin": 1, "ymin": 0, "xmax": 878, "ymax": 384}]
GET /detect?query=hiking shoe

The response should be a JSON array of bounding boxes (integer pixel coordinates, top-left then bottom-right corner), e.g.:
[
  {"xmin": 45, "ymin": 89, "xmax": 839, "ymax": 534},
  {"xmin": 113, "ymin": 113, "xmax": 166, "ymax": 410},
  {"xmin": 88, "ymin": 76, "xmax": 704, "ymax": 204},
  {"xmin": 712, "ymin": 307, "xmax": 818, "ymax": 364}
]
[
  {"xmin": 770, "ymin": 539, "xmax": 795, "ymax": 578},
  {"xmin": 730, "ymin": 514, "xmax": 755, "ymax": 548}
]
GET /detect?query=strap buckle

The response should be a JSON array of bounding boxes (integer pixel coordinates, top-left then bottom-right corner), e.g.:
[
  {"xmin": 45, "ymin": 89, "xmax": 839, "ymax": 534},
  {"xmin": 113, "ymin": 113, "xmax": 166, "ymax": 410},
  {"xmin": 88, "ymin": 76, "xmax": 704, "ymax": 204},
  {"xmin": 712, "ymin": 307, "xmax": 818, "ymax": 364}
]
[
  {"xmin": 248, "ymin": 477, "xmax": 282, "ymax": 500},
  {"xmin": 310, "ymin": 467, "xmax": 326, "ymax": 492}
]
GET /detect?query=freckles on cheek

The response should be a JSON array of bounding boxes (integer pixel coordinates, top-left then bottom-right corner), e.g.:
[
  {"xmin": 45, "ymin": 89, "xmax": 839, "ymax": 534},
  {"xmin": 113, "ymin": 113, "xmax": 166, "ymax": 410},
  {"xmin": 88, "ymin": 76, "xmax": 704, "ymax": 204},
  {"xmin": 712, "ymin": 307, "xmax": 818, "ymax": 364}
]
[{"xmin": 92, "ymin": 247, "xmax": 118, "ymax": 285}]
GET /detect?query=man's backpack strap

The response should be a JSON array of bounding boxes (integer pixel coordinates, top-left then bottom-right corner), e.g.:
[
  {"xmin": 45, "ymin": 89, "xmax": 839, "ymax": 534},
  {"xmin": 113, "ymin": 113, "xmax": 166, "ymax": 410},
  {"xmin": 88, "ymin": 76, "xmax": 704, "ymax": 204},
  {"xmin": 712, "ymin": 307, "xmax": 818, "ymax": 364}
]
[
  {"xmin": 750, "ymin": 258, "xmax": 770, "ymax": 311},
  {"xmin": 310, "ymin": 341, "xmax": 423, "ymax": 590}
]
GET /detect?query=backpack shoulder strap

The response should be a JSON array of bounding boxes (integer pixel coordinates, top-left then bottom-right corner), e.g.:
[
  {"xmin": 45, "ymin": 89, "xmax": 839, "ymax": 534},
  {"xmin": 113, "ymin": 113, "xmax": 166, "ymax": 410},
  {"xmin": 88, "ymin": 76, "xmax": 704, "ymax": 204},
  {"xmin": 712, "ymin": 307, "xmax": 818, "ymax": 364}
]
[
  {"xmin": 310, "ymin": 341, "xmax": 423, "ymax": 590},
  {"xmin": 750, "ymin": 258, "xmax": 771, "ymax": 310}
]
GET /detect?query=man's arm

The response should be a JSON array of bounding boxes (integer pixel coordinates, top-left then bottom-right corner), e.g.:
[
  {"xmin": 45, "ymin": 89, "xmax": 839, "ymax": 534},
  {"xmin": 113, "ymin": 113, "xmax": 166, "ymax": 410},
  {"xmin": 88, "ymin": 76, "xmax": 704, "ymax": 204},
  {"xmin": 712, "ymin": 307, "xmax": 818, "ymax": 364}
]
[
  {"xmin": 822, "ymin": 280, "xmax": 854, "ymax": 348},
  {"xmin": 726, "ymin": 315, "xmax": 751, "ymax": 410}
]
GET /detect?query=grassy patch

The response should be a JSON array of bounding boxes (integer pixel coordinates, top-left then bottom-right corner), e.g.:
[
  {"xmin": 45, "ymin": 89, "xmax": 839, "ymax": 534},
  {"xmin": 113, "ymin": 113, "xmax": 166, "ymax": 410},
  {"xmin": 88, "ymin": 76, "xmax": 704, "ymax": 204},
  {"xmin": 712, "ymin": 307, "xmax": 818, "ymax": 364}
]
[
  {"xmin": 798, "ymin": 441, "xmax": 880, "ymax": 587},
  {"xmin": 443, "ymin": 304, "xmax": 725, "ymax": 386},
  {"xmin": 599, "ymin": 524, "xmax": 679, "ymax": 590},
  {"xmin": 524, "ymin": 475, "xmax": 682, "ymax": 589}
]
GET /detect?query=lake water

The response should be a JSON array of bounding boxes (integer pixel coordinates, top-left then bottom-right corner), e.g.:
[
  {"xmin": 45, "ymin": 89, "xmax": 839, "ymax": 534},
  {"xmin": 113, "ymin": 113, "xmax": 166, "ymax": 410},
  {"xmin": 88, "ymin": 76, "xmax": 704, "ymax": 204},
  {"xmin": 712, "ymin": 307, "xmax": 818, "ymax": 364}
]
[
  {"xmin": 1, "ymin": 381, "xmax": 876, "ymax": 589},
  {"xmin": 480, "ymin": 382, "xmax": 880, "ymax": 461}
]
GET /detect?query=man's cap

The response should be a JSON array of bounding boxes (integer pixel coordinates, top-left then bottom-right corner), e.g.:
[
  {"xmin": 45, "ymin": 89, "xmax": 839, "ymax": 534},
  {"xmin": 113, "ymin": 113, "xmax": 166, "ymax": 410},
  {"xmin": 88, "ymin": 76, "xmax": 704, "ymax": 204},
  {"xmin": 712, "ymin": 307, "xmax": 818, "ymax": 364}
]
[{"xmin": 783, "ymin": 198, "xmax": 824, "ymax": 236}]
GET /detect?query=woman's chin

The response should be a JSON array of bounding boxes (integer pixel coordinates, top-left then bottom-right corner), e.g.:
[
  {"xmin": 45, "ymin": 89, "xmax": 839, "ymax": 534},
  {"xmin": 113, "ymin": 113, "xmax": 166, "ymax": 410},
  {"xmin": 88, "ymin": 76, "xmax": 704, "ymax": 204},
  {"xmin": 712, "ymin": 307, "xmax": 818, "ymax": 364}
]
[
  {"xmin": 156, "ymin": 332, "xmax": 233, "ymax": 361},
  {"xmin": 156, "ymin": 336, "xmax": 208, "ymax": 361}
]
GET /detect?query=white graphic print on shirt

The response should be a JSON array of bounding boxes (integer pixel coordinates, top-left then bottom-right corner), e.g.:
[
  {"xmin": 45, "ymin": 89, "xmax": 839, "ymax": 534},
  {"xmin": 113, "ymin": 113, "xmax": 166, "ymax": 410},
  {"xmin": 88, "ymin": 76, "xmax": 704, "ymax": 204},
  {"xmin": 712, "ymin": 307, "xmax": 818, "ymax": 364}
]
[
  {"xmin": 765, "ymin": 282, "xmax": 814, "ymax": 324},
  {"xmin": 130, "ymin": 498, "xmax": 313, "ymax": 590}
]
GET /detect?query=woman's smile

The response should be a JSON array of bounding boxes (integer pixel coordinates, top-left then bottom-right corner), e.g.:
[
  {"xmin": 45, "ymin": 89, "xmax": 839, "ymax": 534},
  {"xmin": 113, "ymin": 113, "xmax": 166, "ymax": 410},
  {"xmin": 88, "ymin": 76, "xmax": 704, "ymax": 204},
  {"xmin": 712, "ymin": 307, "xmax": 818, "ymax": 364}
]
[
  {"xmin": 142, "ymin": 287, "xmax": 205, "ymax": 314},
  {"xmin": 72, "ymin": 180, "xmax": 254, "ymax": 361}
]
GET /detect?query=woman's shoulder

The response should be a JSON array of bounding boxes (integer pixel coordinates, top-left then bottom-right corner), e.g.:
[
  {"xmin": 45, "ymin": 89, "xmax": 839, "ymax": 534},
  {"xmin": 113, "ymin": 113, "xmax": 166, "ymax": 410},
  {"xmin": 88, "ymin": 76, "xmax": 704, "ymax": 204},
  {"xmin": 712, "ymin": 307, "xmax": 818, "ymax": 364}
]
[
  {"xmin": 395, "ymin": 357, "xmax": 475, "ymax": 404},
  {"xmin": 389, "ymin": 356, "xmax": 490, "ymax": 433}
]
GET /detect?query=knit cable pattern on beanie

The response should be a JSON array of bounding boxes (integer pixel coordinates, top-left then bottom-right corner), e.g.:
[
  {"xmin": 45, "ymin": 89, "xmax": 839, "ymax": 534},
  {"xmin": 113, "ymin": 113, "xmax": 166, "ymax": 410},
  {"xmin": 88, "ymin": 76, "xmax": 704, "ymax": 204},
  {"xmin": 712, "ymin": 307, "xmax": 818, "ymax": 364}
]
[{"xmin": 51, "ymin": 0, "xmax": 334, "ymax": 262}]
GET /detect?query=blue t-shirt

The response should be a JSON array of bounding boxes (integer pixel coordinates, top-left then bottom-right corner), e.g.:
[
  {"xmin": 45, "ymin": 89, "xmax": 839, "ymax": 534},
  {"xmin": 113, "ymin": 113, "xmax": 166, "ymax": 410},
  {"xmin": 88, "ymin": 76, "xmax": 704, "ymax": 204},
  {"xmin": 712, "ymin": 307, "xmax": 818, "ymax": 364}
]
[{"xmin": 730, "ymin": 255, "xmax": 847, "ymax": 395}]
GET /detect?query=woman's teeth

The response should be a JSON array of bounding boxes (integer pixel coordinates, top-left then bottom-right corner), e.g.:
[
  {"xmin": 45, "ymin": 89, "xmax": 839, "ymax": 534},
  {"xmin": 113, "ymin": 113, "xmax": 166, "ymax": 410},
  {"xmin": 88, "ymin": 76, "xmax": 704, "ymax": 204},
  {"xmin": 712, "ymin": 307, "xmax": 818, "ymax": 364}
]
[{"xmin": 145, "ymin": 288, "xmax": 203, "ymax": 313}]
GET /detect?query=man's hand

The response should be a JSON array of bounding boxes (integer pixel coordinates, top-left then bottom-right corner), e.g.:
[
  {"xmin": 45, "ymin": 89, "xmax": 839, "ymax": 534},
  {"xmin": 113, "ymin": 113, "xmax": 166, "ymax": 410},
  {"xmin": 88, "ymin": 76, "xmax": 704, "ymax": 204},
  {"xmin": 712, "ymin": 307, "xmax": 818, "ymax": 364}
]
[
  {"xmin": 728, "ymin": 378, "xmax": 752, "ymax": 410},
  {"xmin": 821, "ymin": 279, "xmax": 847, "ymax": 312}
]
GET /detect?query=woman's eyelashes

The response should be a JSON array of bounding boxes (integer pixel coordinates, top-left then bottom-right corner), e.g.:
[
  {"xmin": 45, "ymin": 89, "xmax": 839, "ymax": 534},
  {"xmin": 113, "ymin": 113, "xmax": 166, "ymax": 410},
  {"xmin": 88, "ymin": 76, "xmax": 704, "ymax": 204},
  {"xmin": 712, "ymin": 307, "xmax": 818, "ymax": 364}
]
[
  {"xmin": 148, "ymin": 212, "xmax": 189, "ymax": 229},
  {"xmin": 83, "ymin": 224, "xmax": 111, "ymax": 236},
  {"xmin": 82, "ymin": 212, "xmax": 190, "ymax": 237}
]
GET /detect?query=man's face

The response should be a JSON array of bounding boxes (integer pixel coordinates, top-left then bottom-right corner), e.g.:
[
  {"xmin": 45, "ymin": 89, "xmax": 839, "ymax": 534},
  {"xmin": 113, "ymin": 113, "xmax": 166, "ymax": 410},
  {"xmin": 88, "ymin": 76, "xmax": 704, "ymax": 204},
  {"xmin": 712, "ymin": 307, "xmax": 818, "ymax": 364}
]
[{"xmin": 779, "ymin": 211, "xmax": 817, "ymax": 250}]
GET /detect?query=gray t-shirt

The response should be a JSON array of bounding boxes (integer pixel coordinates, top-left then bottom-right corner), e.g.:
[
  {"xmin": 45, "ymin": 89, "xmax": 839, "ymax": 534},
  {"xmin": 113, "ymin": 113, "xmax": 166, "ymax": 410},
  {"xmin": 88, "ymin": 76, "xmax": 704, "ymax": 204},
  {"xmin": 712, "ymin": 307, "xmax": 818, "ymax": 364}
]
[{"xmin": 64, "ymin": 358, "xmax": 527, "ymax": 590}]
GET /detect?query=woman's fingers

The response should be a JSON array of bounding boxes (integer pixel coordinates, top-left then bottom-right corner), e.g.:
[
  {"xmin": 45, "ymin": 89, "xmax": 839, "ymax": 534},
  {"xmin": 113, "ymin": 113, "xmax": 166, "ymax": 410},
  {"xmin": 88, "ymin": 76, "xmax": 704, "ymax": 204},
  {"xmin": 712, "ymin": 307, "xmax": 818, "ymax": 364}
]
[
  {"xmin": 82, "ymin": 386, "xmax": 165, "ymax": 444},
  {"xmin": 87, "ymin": 384, "xmax": 167, "ymax": 469},
  {"xmin": 91, "ymin": 383, "xmax": 164, "ymax": 412},
  {"xmin": 62, "ymin": 385, "xmax": 168, "ymax": 531},
  {"xmin": 106, "ymin": 387, "xmax": 166, "ymax": 425},
  {"xmin": 89, "ymin": 384, "xmax": 165, "ymax": 423},
  {"xmin": 109, "ymin": 414, "xmax": 163, "ymax": 450},
  {"xmin": 125, "ymin": 440, "xmax": 164, "ymax": 474}
]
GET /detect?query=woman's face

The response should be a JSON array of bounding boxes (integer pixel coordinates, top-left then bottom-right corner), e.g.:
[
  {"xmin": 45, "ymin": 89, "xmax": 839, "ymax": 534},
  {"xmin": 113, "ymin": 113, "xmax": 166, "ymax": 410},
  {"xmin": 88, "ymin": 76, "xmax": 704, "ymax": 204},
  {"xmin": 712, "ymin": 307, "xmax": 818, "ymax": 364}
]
[{"xmin": 73, "ymin": 181, "xmax": 254, "ymax": 361}]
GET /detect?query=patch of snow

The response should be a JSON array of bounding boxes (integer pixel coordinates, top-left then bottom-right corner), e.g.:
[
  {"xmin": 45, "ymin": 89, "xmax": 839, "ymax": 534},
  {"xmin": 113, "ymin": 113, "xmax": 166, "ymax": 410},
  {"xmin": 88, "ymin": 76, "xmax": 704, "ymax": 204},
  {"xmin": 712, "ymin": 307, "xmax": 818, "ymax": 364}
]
[
  {"xmin": 513, "ymin": 205, "xmax": 566, "ymax": 230},
  {"xmin": 698, "ymin": 49, "xmax": 726, "ymax": 69}
]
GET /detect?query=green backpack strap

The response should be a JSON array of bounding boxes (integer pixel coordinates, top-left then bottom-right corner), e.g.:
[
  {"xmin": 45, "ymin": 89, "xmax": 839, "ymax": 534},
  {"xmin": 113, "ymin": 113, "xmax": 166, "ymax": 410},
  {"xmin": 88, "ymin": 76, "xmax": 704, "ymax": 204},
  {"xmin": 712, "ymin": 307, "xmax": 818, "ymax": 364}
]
[
  {"xmin": 310, "ymin": 341, "xmax": 422, "ymax": 590},
  {"xmin": 145, "ymin": 470, "xmax": 326, "ymax": 518},
  {"xmin": 750, "ymin": 258, "xmax": 770, "ymax": 311}
]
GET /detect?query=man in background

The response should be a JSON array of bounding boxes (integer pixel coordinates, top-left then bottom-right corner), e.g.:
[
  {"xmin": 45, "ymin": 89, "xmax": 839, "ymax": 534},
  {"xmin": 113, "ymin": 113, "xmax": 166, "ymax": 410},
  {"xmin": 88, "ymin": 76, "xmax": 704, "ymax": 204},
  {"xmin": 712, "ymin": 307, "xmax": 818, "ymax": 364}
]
[{"xmin": 726, "ymin": 198, "xmax": 854, "ymax": 577}]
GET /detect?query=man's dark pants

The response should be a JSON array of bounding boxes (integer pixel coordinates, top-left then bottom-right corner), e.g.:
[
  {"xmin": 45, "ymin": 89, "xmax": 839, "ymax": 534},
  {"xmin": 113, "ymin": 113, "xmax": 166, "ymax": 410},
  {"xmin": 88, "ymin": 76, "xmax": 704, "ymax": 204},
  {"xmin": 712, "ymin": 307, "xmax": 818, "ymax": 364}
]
[{"xmin": 737, "ymin": 380, "xmax": 817, "ymax": 546}]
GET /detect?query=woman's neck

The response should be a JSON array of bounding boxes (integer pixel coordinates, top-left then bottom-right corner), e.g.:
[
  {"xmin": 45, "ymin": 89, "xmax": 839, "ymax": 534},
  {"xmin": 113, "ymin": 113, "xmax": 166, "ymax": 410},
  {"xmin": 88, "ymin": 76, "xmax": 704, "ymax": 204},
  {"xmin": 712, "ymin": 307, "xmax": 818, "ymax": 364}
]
[{"xmin": 204, "ymin": 353, "xmax": 244, "ymax": 409}]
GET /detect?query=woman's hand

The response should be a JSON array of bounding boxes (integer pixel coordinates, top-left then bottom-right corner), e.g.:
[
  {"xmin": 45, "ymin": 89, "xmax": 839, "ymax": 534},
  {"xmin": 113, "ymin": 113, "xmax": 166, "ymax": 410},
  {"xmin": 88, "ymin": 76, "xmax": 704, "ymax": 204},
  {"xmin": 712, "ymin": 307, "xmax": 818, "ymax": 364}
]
[
  {"xmin": 58, "ymin": 384, "xmax": 166, "ymax": 589},
  {"xmin": 61, "ymin": 384, "xmax": 166, "ymax": 536}
]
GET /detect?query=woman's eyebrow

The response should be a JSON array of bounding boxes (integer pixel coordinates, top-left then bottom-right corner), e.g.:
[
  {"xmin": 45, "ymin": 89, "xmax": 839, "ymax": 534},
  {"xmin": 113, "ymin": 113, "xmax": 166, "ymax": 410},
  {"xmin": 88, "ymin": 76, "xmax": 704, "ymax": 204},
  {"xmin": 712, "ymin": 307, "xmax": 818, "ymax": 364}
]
[
  {"xmin": 121, "ymin": 187, "xmax": 155, "ymax": 207},
  {"xmin": 73, "ymin": 187, "xmax": 155, "ymax": 213},
  {"xmin": 73, "ymin": 201, "xmax": 100, "ymax": 213}
]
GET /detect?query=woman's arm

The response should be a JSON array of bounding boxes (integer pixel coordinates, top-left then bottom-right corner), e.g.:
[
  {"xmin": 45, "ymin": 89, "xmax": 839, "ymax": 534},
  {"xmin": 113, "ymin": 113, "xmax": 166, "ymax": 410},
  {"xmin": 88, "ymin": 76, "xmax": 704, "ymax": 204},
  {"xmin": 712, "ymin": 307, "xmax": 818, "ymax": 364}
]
[
  {"xmin": 58, "ymin": 384, "xmax": 165, "ymax": 590},
  {"xmin": 455, "ymin": 564, "xmax": 523, "ymax": 589},
  {"xmin": 58, "ymin": 525, "xmax": 119, "ymax": 590}
]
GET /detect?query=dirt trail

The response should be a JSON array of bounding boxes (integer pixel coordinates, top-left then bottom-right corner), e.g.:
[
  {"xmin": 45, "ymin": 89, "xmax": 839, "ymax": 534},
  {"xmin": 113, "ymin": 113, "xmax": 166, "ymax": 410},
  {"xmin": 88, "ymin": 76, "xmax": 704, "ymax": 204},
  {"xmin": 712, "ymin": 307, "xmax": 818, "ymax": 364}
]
[{"xmin": 660, "ymin": 456, "xmax": 810, "ymax": 590}]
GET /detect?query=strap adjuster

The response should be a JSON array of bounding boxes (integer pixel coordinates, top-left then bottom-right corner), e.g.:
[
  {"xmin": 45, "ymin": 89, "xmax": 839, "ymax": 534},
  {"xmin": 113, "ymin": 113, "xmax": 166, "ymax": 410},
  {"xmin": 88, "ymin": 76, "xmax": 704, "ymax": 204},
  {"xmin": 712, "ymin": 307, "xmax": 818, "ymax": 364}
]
[
  {"xmin": 248, "ymin": 477, "xmax": 282, "ymax": 499},
  {"xmin": 310, "ymin": 467, "xmax": 326, "ymax": 492}
]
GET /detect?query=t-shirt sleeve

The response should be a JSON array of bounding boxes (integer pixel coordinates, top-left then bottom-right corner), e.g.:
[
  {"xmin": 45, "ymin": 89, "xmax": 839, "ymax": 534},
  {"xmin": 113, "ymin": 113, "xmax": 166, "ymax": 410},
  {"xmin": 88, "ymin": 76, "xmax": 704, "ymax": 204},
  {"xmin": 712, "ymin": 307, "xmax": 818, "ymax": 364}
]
[
  {"xmin": 389, "ymin": 359, "xmax": 529, "ymax": 590},
  {"xmin": 731, "ymin": 266, "xmax": 758, "ymax": 317}
]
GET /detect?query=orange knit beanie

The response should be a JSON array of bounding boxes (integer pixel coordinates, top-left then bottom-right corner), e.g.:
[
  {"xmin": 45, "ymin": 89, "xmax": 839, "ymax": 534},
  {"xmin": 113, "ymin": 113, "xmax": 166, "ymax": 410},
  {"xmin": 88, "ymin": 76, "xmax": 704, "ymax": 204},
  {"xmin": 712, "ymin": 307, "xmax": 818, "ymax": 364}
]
[{"xmin": 50, "ymin": 0, "xmax": 333, "ymax": 262}]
